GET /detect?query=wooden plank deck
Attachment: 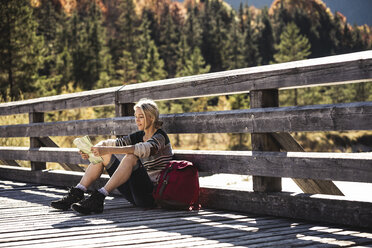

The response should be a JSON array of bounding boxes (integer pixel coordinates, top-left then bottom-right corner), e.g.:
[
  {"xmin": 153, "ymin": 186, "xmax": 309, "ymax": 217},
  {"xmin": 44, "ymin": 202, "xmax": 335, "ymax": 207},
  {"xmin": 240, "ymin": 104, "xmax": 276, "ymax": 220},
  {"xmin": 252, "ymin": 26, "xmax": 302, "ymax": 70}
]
[{"xmin": 1, "ymin": 180, "xmax": 372, "ymax": 248}]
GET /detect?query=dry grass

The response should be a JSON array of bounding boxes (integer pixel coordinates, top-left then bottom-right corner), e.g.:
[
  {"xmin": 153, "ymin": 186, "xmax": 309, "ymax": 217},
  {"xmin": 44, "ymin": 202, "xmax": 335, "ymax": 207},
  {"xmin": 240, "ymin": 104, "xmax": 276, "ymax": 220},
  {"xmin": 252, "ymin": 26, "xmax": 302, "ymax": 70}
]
[{"xmin": 294, "ymin": 131, "xmax": 372, "ymax": 152}]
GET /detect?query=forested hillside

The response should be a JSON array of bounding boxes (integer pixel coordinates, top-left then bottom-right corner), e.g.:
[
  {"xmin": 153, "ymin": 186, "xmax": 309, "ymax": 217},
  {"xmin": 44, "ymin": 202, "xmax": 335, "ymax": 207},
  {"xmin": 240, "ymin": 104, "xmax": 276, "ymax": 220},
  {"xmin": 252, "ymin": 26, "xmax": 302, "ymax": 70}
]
[
  {"xmin": 0, "ymin": 0, "xmax": 371, "ymax": 154},
  {"xmin": 220, "ymin": 0, "xmax": 372, "ymax": 26}
]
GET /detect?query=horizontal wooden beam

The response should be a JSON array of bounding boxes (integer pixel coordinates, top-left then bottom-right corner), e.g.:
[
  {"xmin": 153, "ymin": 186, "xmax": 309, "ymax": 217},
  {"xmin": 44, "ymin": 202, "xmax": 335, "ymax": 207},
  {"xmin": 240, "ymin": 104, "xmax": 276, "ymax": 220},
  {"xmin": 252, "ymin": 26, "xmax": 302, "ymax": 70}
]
[
  {"xmin": 0, "ymin": 86, "xmax": 121, "ymax": 116},
  {"xmin": 0, "ymin": 165, "xmax": 370, "ymax": 228},
  {"xmin": 1, "ymin": 101, "xmax": 371, "ymax": 137},
  {"xmin": 1, "ymin": 51, "xmax": 371, "ymax": 116},
  {"xmin": 1, "ymin": 147, "xmax": 371, "ymax": 183},
  {"xmin": 0, "ymin": 165, "xmax": 107, "ymax": 191},
  {"xmin": 0, "ymin": 147, "xmax": 88, "ymax": 165},
  {"xmin": 200, "ymin": 187, "xmax": 372, "ymax": 228},
  {"xmin": 37, "ymin": 137, "xmax": 84, "ymax": 172},
  {"xmin": 174, "ymin": 150, "xmax": 372, "ymax": 183},
  {"xmin": 117, "ymin": 51, "xmax": 372, "ymax": 104}
]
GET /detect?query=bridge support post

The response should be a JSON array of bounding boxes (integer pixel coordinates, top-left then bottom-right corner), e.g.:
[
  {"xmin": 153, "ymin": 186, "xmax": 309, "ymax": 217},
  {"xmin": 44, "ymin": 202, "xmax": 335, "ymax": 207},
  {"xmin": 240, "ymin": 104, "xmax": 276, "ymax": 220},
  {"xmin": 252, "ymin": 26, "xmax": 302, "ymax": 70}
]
[
  {"xmin": 250, "ymin": 89, "xmax": 282, "ymax": 192},
  {"xmin": 115, "ymin": 102, "xmax": 135, "ymax": 117},
  {"xmin": 115, "ymin": 102, "xmax": 135, "ymax": 139},
  {"xmin": 29, "ymin": 112, "xmax": 46, "ymax": 171}
]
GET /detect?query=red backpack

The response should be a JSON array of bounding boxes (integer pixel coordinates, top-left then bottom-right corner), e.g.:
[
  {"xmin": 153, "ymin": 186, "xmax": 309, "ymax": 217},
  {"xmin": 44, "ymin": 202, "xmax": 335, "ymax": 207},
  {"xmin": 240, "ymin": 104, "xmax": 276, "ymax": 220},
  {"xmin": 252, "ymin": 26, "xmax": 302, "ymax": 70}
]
[{"xmin": 153, "ymin": 160, "xmax": 200, "ymax": 210}]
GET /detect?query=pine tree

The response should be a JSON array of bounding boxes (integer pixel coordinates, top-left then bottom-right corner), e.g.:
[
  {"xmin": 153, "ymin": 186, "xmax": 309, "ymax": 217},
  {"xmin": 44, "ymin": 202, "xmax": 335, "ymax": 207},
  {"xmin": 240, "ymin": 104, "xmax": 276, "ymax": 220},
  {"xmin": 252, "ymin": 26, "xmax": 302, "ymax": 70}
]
[
  {"xmin": 117, "ymin": 50, "xmax": 138, "ymax": 84},
  {"xmin": 176, "ymin": 47, "xmax": 210, "ymax": 77},
  {"xmin": 69, "ymin": 11, "xmax": 91, "ymax": 89},
  {"xmin": 67, "ymin": 2, "xmax": 112, "ymax": 90},
  {"xmin": 185, "ymin": 5, "xmax": 202, "ymax": 51},
  {"xmin": 116, "ymin": 0, "xmax": 138, "ymax": 57},
  {"xmin": 274, "ymin": 22, "xmax": 311, "ymax": 106},
  {"xmin": 274, "ymin": 22, "xmax": 311, "ymax": 63},
  {"xmin": 88, "ymin": 2, "xmax": 114, "ymax": 89},
  {"xmin": 54, "ymin": 13, "xmax": 73, "ymax": 90},
  {"xmin": 333, "ymin": 12, "xmax": 343, "ymax": 53},
  {"xmin": 33, "ymin": 0, "xmax": 61, "ymax": 77},
  {"xmin": 287, "ymin": 5, "xmax": 336, "ymax": 59},
  {"xmin": 223, "ymin": 13, "xmax": 245, "ymax": 70},
  {"xmin": 88, "ymin": 2, "xmax": 103, "ymax": 86},
  {"xmin": 133, "ymin": 14, "xmax": 167, "ymax": 83},
  {"xmin": 175, "ymin": 33, "xmax": 210, "ymax": 113},
  {"xmin": 272, "ymin": 0, "xmax": 288, "ymax": 44},
  {"xmin": 31, "ymin": 0, "xmax": 59, "ymax": 96},
  {"xmin": 158, "ymin": 6, "xmax": 180, "ymax": 78},
  {"xmin": 243, "ymin": 6, "xmax": 260, "ymax": 67},
  {"xmin": 110, "ymin": 0, "xmax": 149, "ymax": 84},
  {"xmin": 110, "ymin": 0, "xmax": 140, "ymax": 82},
  {"xmin": 201, "ymin": 0, "xmax": 231, "ymax": 72},
  {"xmin": 352, "ymin": 25, "xmax": 365, "ymax": 52},
  {"xmin": 0, "ymin": 0, "xmax": 43, "ymax": 101},
  {"xmin": 177, "ymin": 5, "xmax": 211, "ymax": 76},
  {"xmin": 238, "ymin": 2, "xmax": 245, "ymax": 34},
  {"xmin": 138, "ymin": 18, "xmax": 167, "ymax": 83},
  {"xmin": 137, "ymin": 16, "xmax": 152, "ymax": 69},
  {"xmin": 175, "ymin": 32, "xmax": 191, "ymax": 76},
  {"xmin": 139, "ymin": 43, "xmax": 167, "ymax": 83},
  {"xmin": 201, "ymin": 0, "xmax": 217, "ymax": 70},
  {"xmin": 257, "ymin": 7, "xmax": 275, "ymax": 65},
  {"xmin": 55, "ymin": 44, "xmax": 72, "ymax": 89},
  {"xmin": 316, "ymin": 7, "xmax": 337, "ymax": 56},
  {"xmin": 341, "ymin": 23, "xmax": 354, "ymax": 53}
]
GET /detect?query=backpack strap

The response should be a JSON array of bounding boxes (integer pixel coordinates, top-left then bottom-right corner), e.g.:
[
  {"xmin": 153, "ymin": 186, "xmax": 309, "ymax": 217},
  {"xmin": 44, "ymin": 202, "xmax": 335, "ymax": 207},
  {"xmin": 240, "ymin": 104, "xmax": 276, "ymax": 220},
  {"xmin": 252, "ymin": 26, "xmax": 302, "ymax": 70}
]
[{"xmin": 158, "ymin": 164, "xmax": 174, "ymax": 197}]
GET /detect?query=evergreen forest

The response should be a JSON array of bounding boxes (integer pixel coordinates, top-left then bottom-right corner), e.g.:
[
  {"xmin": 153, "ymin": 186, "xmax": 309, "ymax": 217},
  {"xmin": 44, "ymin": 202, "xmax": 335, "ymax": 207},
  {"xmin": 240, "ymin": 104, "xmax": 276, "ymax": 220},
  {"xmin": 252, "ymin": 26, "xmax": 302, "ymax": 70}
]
[{"xmin": 1, "ymin": 0, "xmax": 372, "ymax": 155}]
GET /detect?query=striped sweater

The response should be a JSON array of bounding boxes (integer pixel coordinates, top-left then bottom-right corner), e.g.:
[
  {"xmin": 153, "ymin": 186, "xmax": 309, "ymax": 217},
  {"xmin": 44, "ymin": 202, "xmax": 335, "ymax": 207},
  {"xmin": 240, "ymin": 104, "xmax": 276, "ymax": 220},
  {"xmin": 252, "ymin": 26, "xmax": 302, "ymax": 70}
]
[{"xmin": 113, "ymin": 129, "xmax": 173, "ymax": 183}]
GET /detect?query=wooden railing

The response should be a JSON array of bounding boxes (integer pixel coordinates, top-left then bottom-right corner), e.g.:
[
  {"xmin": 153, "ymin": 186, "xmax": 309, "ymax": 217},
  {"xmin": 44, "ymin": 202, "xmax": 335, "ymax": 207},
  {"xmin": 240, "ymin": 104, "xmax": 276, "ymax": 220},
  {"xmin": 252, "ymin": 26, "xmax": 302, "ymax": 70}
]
[{"xmin": 1, "ymin": 51, "xmax": 372, "ymax": 228}]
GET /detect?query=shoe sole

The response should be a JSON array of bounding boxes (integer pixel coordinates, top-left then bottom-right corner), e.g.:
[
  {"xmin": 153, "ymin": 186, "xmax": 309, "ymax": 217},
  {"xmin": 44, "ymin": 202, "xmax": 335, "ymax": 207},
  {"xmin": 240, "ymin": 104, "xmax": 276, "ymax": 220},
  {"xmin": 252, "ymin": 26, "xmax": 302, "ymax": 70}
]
[
  {"xmin": 50, "ymin": 203, "xmax": 71, "ymax": 211},
  {"xmin": 71, "ymin": 204, "xmax": 103, "ymax": 215}
]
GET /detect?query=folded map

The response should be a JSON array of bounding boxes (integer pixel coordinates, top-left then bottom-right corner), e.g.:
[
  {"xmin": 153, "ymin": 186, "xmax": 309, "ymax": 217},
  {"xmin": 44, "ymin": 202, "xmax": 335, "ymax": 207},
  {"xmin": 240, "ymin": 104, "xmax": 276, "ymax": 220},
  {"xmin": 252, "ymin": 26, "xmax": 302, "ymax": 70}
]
[{"xmin": 73, "ymin": 135, "xmax": 103, "ymax": 164}]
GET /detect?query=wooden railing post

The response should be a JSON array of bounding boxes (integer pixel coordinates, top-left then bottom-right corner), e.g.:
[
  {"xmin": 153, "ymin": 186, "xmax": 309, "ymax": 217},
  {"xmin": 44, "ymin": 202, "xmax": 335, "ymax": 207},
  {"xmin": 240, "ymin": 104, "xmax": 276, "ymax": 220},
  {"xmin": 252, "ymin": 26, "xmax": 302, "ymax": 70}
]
[
  {"xmin": 250, "ymin": 90, "xmax": 282, "ymax": 192},
  {"xmin": 115, "ymin": 103, "xmax": 135, "ymax": 117},
  {"xmin": 29, "ymin": 112, "xmax": 46, "ymax": 170},
  {"xmin": 115, "ymin": 102, "xmax": 135, "ymax": 139}
]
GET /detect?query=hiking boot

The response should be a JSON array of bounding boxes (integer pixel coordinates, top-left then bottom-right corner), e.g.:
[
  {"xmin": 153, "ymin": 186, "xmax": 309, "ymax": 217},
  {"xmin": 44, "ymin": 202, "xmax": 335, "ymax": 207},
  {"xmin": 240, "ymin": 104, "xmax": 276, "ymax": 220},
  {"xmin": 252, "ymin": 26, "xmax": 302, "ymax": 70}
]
[
  {"xmin": 50, "ymin": 187, "xmax": 84, "ymax": 211},
  {"xmin": 71, "ymin": 190, "xmax": 105, "ymax": 215}
]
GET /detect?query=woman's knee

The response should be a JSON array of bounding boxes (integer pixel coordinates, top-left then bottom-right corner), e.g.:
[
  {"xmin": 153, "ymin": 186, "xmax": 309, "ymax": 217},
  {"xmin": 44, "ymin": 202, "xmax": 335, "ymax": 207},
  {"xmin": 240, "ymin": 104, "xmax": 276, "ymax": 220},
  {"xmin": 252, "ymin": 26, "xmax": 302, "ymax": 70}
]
[
  {"xmin": 124, "ymin": 154, "xmax": 138, "ymax": 166},
  {"xmin": 101, "ymin": 154, "xmax": 114, "ymax": 167},
  {"xmin": 125, "ymin": 154, "xmax": 138, "ymax": 161}
]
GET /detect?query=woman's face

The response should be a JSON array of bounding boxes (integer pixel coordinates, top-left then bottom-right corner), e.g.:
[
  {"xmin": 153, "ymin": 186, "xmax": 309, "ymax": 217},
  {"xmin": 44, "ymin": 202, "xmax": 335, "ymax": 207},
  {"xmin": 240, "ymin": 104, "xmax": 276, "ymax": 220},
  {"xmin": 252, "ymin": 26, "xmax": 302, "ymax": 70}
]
[
  {"xmin": 134, "ymin": 107, "xmax": 153, "ymax": 131},
  {"xmin": 134, "ymin": 107, "xmax": 145, "ymax": 130}
]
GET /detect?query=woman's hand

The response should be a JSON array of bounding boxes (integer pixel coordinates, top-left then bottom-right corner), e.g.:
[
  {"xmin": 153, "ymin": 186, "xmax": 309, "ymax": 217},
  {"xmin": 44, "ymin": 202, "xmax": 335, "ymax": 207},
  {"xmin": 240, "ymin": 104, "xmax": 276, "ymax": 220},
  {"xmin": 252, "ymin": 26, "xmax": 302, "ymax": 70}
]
[{"xmin": 79, "ymin": 151, "xmax": 89, "ymax": 160}]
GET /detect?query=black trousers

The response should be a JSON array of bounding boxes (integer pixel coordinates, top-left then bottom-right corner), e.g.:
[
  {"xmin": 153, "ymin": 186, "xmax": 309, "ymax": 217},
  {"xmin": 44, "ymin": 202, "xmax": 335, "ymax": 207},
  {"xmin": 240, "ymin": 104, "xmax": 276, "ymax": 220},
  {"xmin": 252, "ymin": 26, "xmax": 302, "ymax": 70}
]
[{"xmin": 106, "ymin": 155, "xmax": 155, "ymax": 208}]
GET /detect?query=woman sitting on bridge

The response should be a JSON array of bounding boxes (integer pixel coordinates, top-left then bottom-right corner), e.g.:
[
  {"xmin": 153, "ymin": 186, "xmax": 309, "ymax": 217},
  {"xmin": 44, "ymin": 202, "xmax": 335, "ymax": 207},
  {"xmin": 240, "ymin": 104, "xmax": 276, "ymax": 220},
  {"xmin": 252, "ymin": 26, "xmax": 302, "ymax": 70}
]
[{"xmin": 51, "ymin": 98, "xmax": 173, "ymax": 214}]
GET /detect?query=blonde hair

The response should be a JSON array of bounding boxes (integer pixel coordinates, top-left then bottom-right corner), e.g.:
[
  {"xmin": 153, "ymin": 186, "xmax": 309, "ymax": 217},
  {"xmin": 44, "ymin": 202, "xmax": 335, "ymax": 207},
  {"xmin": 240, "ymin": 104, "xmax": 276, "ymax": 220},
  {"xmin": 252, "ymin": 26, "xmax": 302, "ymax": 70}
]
[{"xmin": 134, "ymin": 98, "xmax": 163, "ymax": 129}]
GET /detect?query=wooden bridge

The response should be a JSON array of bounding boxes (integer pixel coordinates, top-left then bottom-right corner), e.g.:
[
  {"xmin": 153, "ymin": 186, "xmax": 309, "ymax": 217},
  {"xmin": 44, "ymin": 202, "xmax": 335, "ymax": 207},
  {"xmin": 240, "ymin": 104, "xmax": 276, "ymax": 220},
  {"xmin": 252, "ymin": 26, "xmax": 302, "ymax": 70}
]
[{"xmin": 1, "ymin": 50, "xmax": 372, "ymax": 247}]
